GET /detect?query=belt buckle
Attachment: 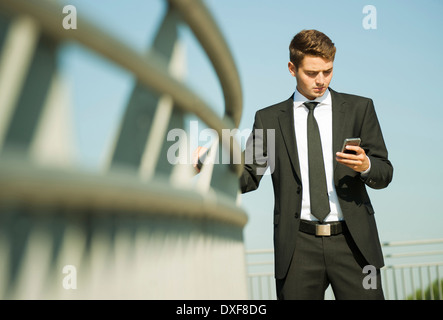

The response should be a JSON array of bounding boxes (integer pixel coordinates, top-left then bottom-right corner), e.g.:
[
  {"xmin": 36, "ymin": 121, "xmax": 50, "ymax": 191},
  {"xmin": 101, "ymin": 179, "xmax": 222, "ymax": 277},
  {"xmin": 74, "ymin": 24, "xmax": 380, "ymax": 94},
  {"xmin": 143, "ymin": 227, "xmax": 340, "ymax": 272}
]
[{"xmin": 316, "ymin": 224, "xmax": 331, "ymax": 236}]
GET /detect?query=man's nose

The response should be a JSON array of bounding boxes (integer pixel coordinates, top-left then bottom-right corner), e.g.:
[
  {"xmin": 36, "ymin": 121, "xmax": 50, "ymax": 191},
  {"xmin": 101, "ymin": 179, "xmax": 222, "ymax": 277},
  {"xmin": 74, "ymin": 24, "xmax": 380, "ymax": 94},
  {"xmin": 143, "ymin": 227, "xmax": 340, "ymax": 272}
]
[{"xmin": 316, "ymin": 73, "xmax": 325, "ymax": 85}]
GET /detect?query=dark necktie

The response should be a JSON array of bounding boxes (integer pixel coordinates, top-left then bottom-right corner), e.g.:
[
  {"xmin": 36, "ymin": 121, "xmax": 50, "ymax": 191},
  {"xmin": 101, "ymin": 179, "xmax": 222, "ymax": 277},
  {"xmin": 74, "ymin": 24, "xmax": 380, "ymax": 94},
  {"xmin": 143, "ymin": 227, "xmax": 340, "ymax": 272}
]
[{"xmin": 305, "ymin": 102, "xmax": 330, "ymax": 222}]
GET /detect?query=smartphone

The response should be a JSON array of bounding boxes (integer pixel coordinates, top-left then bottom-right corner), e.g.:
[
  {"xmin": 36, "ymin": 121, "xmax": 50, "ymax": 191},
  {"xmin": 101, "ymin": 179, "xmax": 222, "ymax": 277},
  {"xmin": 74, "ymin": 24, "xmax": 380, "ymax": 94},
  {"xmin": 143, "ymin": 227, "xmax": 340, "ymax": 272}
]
[{"xmin": 341, "ymin": 138, "xmax": 361, "ymax": 155}]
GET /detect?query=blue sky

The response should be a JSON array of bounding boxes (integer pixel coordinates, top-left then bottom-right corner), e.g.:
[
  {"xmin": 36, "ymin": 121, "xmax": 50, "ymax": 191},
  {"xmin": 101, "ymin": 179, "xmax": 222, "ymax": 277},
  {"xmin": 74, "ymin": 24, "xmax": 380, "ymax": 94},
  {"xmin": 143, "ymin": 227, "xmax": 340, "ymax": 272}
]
[{"xmin": 58, "ymin": 0, "xmax": 443, "ymax": 252}]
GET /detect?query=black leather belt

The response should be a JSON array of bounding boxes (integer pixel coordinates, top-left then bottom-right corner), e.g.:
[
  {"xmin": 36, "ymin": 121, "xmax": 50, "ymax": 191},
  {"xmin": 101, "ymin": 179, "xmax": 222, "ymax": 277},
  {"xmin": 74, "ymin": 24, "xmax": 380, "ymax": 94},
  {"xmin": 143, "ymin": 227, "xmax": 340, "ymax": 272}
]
[{"xmin": 299, "ymin": 220, "xmax": 347, "ymax": 236}]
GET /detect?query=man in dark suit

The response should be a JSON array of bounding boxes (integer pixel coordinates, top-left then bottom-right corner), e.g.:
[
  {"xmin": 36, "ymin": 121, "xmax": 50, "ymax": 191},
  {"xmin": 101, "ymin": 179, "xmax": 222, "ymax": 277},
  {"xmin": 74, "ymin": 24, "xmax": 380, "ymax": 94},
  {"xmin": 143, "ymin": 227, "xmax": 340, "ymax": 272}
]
[{"xmin": 239, "ymin": 29, "xmax": 393, "ymax": 299}]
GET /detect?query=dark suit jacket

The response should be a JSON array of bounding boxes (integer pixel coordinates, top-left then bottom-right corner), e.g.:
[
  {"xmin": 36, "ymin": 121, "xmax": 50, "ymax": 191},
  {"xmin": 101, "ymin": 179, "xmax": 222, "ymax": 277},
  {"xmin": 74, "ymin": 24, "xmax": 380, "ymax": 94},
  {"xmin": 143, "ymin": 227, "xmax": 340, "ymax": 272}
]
[{"xmin": 240, "ymin": 88, "xmax": 393, "ymax": 279}]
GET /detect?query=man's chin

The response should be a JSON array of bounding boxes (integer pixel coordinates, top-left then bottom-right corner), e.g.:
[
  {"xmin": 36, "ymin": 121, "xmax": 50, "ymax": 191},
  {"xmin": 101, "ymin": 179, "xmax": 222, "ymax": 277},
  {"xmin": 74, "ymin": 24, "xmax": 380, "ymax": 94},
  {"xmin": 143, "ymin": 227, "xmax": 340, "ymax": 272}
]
[{"xmin": 312, "ymin": 88, "xmax": 326, "ymax": 96}]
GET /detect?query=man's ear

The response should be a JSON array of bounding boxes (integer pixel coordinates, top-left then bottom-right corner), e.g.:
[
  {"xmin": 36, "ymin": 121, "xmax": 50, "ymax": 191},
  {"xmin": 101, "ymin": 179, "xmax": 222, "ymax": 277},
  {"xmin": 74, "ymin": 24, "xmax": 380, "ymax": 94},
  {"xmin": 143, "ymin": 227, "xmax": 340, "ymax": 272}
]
[{"xmin": 288, "ymin": 61, "xmax": 297, "ymax": 77}]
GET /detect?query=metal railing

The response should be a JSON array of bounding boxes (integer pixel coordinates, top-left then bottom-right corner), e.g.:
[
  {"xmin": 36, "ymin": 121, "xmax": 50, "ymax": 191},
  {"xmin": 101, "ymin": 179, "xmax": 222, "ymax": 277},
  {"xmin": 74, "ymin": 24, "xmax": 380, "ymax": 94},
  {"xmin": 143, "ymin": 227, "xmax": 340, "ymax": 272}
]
[
  {"xmin": 381, "ymin": 238, "xmax": 443, "ymax": 300},
  {"xmin": 0, "ymin": 0, "xmax": 247, "ymax": 299},
  {"xmin": 0, "ymin": 0, "xmax": 243, "ymax": 175},
  {"xmin": 246, "ymin": 238, "xmax": 443, "ymax": 300}
]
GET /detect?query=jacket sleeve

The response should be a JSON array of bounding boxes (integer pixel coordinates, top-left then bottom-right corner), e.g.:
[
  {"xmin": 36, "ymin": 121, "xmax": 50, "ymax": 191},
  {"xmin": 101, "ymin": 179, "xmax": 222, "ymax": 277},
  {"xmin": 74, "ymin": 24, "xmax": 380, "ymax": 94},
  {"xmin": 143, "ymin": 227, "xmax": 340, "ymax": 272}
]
[
  {"xmin": 240, "ymin": 110, "xmax": 270, "ymax": 193},
  {"xmin": 359, "ymin": 99, "xmax": 394, "ymax": 189}
]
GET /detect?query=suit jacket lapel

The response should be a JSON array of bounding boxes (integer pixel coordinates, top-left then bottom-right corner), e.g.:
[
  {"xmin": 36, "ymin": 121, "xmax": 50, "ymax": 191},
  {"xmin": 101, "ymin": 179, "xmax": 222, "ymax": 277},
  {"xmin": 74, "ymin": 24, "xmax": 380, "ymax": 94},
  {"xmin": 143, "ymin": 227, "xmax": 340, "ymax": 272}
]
[
  {"xmin": 330, "ymin": 88, "xmax": 349, "ymax": 172},
  {"xmin": 278, "ymin": 95, "xmax": 302, "ymax": 180}
]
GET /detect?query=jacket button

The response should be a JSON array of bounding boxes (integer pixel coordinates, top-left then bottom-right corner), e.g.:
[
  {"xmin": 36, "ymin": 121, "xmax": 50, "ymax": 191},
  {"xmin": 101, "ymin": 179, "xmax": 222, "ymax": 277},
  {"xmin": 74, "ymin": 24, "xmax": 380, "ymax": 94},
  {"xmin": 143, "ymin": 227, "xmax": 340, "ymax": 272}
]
[
  {"xmin": 296, "ymin": 186, "xmax": 301, "ymax": 194},
  {"xmin": 294, "ymin": 212, "xmax": 299, "ymax": 218}
]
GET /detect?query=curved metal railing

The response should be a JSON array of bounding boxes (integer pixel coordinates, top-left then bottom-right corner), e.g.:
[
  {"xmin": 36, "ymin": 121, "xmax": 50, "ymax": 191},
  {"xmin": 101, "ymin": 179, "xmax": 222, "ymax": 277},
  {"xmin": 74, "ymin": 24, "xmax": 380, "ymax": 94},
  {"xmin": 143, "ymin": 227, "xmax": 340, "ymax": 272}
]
[
  {"xmin": 0, "ymin": 0, "xmax": 248, "ymax": 299},
  {"xmin": 168, "ymin": 0, "xmax": 243, "ymax": 128},
  {"xmin": 0, "ymin": 0, "xmax": 243, "ymax": 175}
]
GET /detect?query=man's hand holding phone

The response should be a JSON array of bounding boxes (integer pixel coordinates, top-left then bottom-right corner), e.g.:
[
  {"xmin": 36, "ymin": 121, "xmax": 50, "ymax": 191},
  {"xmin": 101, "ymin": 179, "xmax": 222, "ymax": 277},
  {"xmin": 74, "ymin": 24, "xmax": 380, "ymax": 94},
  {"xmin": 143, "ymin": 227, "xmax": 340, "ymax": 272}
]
[
  {"xmin": 336, "ymin": 138, "xmax": 370, "ymax": 173},
  {"xmin": 192, "ymin": 146, "xmax": 208, "ymax": 173}
]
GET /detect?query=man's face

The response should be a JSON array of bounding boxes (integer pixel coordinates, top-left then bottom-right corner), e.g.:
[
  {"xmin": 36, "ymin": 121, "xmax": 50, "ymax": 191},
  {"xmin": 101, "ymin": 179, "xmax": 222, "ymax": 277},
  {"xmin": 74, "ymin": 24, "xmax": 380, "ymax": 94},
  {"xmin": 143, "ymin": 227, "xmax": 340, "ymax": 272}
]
[{"xmin": 288, "ymin": 55, "xmax": 333, "ymax": 100}]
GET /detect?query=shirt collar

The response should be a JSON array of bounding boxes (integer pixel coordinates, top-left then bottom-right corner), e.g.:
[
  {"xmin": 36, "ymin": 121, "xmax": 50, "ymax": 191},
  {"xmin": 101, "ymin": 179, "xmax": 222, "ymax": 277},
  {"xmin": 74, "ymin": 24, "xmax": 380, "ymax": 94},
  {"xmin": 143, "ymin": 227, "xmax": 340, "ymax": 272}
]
[{"xmin": 293, "ymin": 87, "xmax": 331, "ymax": 109}]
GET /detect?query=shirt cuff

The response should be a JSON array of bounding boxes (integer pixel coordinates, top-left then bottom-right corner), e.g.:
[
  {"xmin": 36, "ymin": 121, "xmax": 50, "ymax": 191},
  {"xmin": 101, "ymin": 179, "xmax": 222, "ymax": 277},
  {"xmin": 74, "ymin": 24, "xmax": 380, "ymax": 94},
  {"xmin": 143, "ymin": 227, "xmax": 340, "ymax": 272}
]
[{"xmin": 360, "ymin": 156, "xmax": 371, "ymax": 177}]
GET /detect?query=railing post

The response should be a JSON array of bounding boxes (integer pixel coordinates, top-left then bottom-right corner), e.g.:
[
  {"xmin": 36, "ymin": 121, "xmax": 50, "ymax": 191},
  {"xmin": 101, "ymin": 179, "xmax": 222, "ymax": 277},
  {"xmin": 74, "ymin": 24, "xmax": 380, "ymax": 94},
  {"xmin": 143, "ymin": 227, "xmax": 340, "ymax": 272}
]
[{"xmin": 107, "ymin": 5, "xmax": 183, "ymax": 176}]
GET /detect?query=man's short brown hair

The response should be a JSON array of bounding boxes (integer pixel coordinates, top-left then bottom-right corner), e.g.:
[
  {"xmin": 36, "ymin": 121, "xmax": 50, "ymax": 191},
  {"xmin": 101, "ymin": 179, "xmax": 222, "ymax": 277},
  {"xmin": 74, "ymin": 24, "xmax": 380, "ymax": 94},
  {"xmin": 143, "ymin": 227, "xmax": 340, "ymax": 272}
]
[{"xmin": 289, "ymin": 29, "xmax": 336, "ymax": 69}]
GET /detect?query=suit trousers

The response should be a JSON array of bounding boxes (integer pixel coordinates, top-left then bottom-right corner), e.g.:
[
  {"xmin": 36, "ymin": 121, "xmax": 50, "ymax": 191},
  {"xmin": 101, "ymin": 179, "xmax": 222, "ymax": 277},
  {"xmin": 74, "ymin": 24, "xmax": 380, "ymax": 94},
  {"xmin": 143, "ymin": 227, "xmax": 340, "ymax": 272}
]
[{"xmin": 276, "ymin": 225, "xmax": 384, "ymax": 300}]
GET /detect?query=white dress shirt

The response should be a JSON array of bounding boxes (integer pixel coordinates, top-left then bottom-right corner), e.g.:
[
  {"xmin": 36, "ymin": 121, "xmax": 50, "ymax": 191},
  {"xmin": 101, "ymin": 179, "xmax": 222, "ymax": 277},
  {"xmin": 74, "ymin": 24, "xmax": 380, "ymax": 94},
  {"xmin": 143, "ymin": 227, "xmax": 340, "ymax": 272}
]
[{"xmin": 293, "ymin": 88, "xmax": 344, "ymax": 222}]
